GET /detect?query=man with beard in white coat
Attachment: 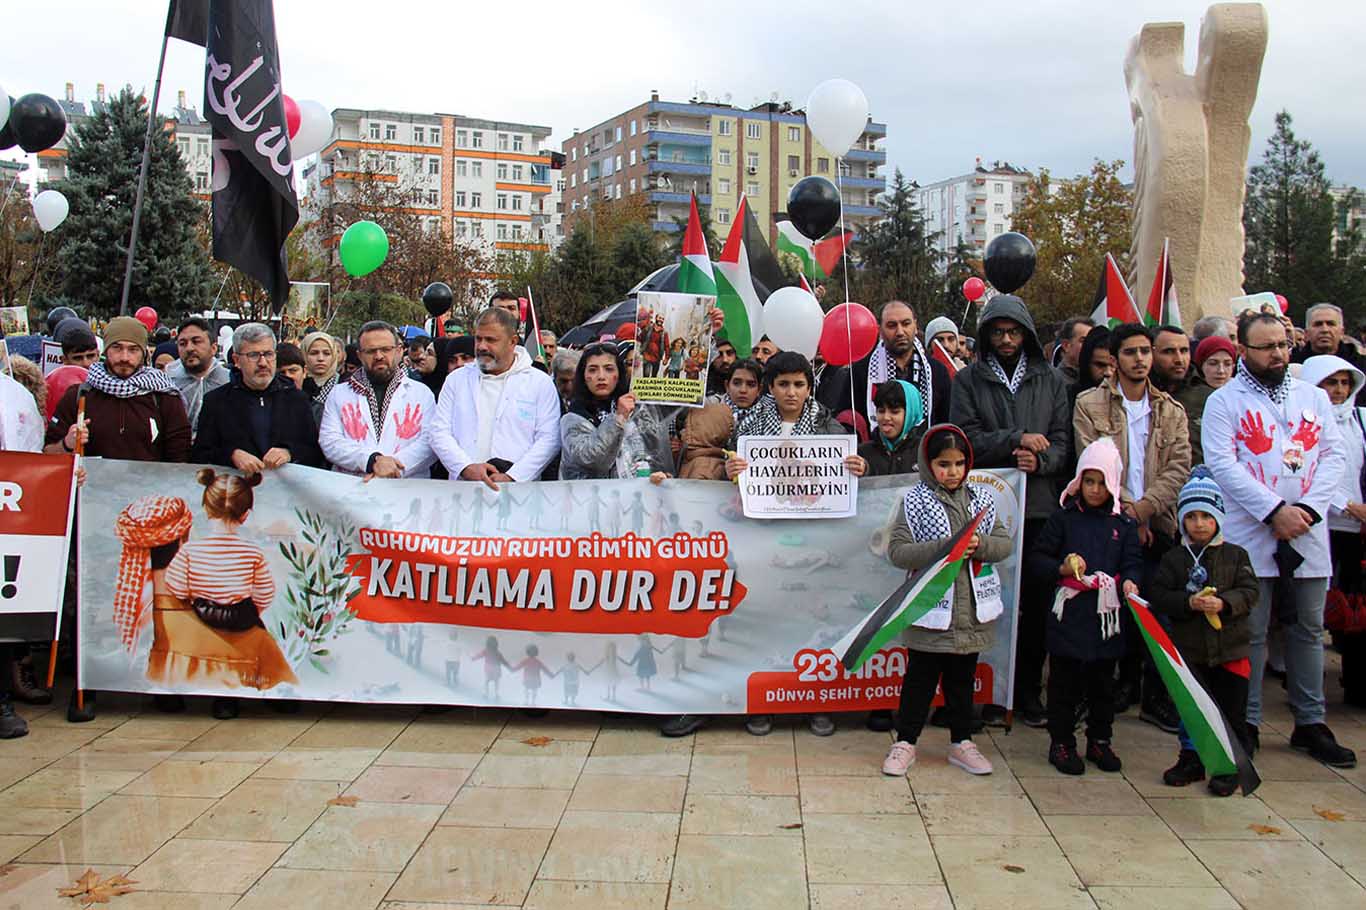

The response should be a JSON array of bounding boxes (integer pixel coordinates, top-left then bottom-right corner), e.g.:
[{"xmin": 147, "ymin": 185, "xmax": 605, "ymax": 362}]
[
  {"xmin": 320, "ymin": 321, "xmax": 436, "ymax": 478},
  {"xmin": 430, "ymin": 307, "xmax": 561, "ymax": 489}
]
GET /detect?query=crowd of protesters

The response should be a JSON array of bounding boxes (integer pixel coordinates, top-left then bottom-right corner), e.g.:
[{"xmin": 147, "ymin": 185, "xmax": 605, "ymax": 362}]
[{"xmin": 1, "ymin": 290, "xmax": 1361, "ymax": 796}]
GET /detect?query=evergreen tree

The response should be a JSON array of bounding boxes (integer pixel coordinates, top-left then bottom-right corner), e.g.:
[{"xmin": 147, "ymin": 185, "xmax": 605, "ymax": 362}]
[
  {"xmin": 854, "ymin": 169, "xmax": 942, "ymax": 311},
  {"xmin": 611, "ymin": 222, "xmax": 667, "ymax": 295},
  {"xmin": 52, "ymin": 87, "xmax": 212, "ymax": 319},
  {"xmin": 665, "ymin": 202, "xmax": 720, "ymax": 260},
  {"xmin": 1243, "ymin": 111, "xmax": 1339, "ymax": 319},
  {"xmin": 939, "ymin": 239, "xmax": 983, "ymax": 331}
]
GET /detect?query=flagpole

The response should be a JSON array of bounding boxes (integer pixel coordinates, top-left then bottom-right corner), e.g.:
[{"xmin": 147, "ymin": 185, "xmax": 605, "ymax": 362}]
[
  {"xmin": 836, "ymin": 157, "xmax": 857, "ymax": 428},
  {"xmin": 118, "ymin": 28, "xmax": 172, "ymax": 316}
]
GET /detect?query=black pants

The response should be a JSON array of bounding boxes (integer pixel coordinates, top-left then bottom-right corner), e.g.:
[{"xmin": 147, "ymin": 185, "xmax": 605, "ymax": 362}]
[
  {"xmin": 1330, "ymin": 530, "xmax": 1366, "ymax": 702},
  {"xmin": 1047, "ymin": 655, "xmax": 1117, "ymax": 747},
  {"xmin": 1188, "ymin": 663, "xmax": 1251, "ymax": 755},
  {"xmin": 896, "ymin": 649, "xmax": 978, "ymax": 744},
  {"xmin": 1013, "ymin": 518, "xmax": 1048, "ymax": 705}
]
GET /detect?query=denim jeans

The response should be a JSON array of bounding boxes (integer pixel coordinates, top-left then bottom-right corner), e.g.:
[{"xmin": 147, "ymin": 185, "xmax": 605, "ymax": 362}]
[{"xmin": 1247, "ymin": 577, "xmax": 1327, "ymax": 727}]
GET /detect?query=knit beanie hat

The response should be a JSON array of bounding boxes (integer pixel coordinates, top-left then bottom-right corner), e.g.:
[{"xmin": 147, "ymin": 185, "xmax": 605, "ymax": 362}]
[
  {"xmin": 1194, "ymin": 335, "xmax": 1237, "ymax": 369},
  {"xmin": 1178, "ymin": 465, "xmax": 1225, "ymax": 533},
  {"xmin": 152, "ymin": 341, "xmax": 179, "ymax": 363},
  {"xmin": 924, "ymin": 316, "xmax": 958, "ymax": 345},
  {"xmin": 104, "ymin": 316, "xmax": 148, "ymax": 350}
]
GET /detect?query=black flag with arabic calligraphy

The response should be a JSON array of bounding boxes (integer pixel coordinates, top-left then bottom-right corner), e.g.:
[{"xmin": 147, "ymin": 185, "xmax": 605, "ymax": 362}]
[{"xmin": 195, "ymin": 0, "xmax": 297, "ymax": 310}]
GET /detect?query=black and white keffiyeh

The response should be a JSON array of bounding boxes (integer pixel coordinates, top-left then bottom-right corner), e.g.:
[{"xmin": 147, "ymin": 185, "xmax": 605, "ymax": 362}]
[
  {"xmin": 347, "ymin": 369, "xmax": 402, "ymax": 435},
  {"xmin": 84, "ymin": 361, "xmax": 177, "ymax": 399},
  {"xmin": 987, "ymin": 352, "xmax": 1028, "ymax": 395},
  {"xmin": 902, "ymin": 482, "xmax": 997, "ymax": 543},
  {"xmin": 312, "ymin": 373, "xmax": 338, "ymax": 406},
  {"xmin": 866, "ymin": 340, "xmax": 932, "ymax": 427},
  {"xmin": 736, "ymin": 394, "xmax": 823, "ymax": 438},
  {"xmin": 719, "ymin": 393, "xmax": 756, "ymax": 426},
  {"xmin": 1239, "ymin": 360, "xmax": 1290, "ymax": 406}
]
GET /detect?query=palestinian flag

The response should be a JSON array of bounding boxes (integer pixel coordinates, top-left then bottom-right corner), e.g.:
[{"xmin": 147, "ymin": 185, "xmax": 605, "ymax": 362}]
[
  {"xmin": 524, "ymin": 287, "xmax": 546, "ymax": 363},
  {"xmin": 1090, "ymin": 252, "xmax": 1143, "ymax": 328},
  {"xmin": 1126, "ymin": 592, "xmax": 1261, "ymax": 796},
  {"xmin": 677, "ymin": 193, "xmax": 717, "ymax": 296},
  {"xmin": 833, "ymin": 510, "xmax": 989, "ymax": 672},
  {"xmin": 930, "ymin": 338, "xmax": 959, "ymax": 379},
  {"xmin": 1144, "ymin": 238, "xmax": 1181, "ymax": 327},
  {"xmin": 714, "ymin": 196, "xmax": 768, "ymax": 356},
  {"xmin": 776, "ymin": 220, "xmax": 853, "ymax": 281}
]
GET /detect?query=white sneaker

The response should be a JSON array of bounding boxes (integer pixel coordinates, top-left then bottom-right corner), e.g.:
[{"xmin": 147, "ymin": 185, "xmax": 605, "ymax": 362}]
[
  {"xmin": 947, "ymin": 739, "xmax": 993, "ymax": 775},
  {"xmin": 882, "ymin": 740, "xmax": 916, "ymax": 776}
]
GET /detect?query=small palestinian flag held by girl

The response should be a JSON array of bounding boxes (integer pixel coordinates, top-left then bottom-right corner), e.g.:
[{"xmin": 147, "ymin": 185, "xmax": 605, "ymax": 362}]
[
  {"xmin": 834, "ymin": 510, "xmax": 989, "ymax": 672},
  {"xmin": 1126, "ymin": 592, "xmax": 1261, "ymax": 795}
]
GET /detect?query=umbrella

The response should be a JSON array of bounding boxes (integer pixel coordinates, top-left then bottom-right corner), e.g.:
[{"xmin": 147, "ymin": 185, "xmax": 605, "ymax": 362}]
[{"xmin": 558, "ymin": 300, "xmax": 640, "ymax": 348}]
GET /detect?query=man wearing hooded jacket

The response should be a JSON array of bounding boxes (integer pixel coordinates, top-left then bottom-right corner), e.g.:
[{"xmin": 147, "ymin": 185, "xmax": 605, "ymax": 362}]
[{"xmin": 950, "ymin": 295, "xmax": 1071, "ymax": 726}]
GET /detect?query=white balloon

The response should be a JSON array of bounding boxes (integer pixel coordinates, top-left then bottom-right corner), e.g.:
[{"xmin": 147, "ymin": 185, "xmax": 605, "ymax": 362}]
[
  {"xmin": 32, "ymin": 189, "xmax": 69, "ymax": 233},
  {"xmin": 0, "ymin": 85, "xmax": 9, "ymax": 132},
  {"xmin": 291, "ymin": 100, "xmax": 334, "ymax": 159},
  {"xmin": 763, "ymin": 287, "xmax": 824, "ymax": 359},
  {"xmin": 805, "ymin": 79, "xmax": 870, "ymax": 156}
]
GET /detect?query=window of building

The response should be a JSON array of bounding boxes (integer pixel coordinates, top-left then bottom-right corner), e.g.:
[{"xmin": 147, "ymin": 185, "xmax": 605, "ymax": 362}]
[
  {"xmin": 471, "ymin": 131, "xmax": 483, "ymax": 148},
  {"xmin": 513, "ymin": 224, "xmax": 523, "ymax": 239},
  {"xmin": 745, "ymin": 122, "xmax": 761, "ymax": 140},
  {"xmin": 497, "ymin": 163, "xmax": 508, "ymax": 180},
  {"xmin": 384, "ymin": 123, "xmax": 396, "ymax": 141},
  {"xmin": 196, "ymin": 138, "xmax": 208, "ymax": 157},
  {"xmin": 470, "ymin": 191, "xmax": 482, "ymax": 207},
  {"xmin": 428, "ymin": 158, "xmax": 440, "ymax": 175},
  {"xmin": 471, "ymin": 161, "xmax": 482, "ymax": 177},
  {"xmin": 615, "ymin": 184, "xmax": 622, "ymax": 199},
  {"xmin": 614, "ymin": 126, "xmax": 622, "ymax": 143},
  {"xmin": 718, "ymin": 149, "xmax": 732, "ymax": 166},
  {"xmin": 614, "ymin": 155, "xmax": 622, "ymax": 171},
  {"xmin": 629, "ymin": 120, "xmax": 637, "ymax": 137},
  {"xmin": 993, "ymin": 182, "xmax": 1004, "ymax": 193},
  {"xmin": 497, "ymin": 223, "xmax": 508, "ymax": 240},
  {"xmin": 629, "ymin": 149, "xmax": 636, "ymax": 166},
  {"xmin": 603, "ymin": 187, "xmax": 612, "ymax": 200},
  {"xmin": 194, "ymin": 173, "xmax": 208, "ymax": 191},
  {"xmin": 747, "ymin": 181, "xmax": 760, "ymax": 196},
  {"xmin": 717, "ymin": 177, "xmax": 731, "ymax": 194},
  {"xmin": 512, "ymin": 135, "xmax": 523, "ymax": 151},
  {"xmin": 787, "ymin": 154, "xmax": 800, "ymax": 172},
  {"xmin": 816, "ymin": 157, "xmax": 829, "ymax": 173},
  {"xmin": 839, "ymin": 160, "xmax": 851, "ymax": 177},
  {"xmin": 512, "ymin": 194, "xmax": 523, "ymax": 210},
  {"xmin": 369, "ymin": 122, "xmax": 380, "ymax": 140},
  {"xmin": 456, "ymin": 129, "xmax": 467, "ymax": 146},
  {"xmin": 572, "ymin": 200, "xmax": 580, "ymax": 212},
  {"xmin": 629, "ymin": 178, "xmax": 636, "ymax": 193},
  {"xmin": 496, "ymin": 193, "xmax": 508, "ymax": 210},
  {"xmin": 413, "ymin": 125, "xmax": 425, "ymax": 143},
  {"xmin": 992, "ymin": 222, "xmax": 1003, "ymax": 235},
  {"xmin": 717, "ymin": 119, "xmax": 732, "ymax": 136},
  {"xmin": 787, "ymin": 126, "xmax": 800, "ymax": 142},
  {"xmin": 746, "ymin": 152, "xmax": 759, "ymax": 169},
  {"xmin": 455, "ymin": 190, "xmax": 467, "ymax": 207},
  {"xmin": 384, "ymin": 154, "xmax": 397, "ymax": 172},
  {"xmin": 571, "ymin": 147, "xmax": 577, "ymax": 162},
  {"xmin": 602, "ymin": 158, "xmax": 613, "ymax": 177},
  {"xmin": 177, "ymin": 137, "xmax": 190, "ymax": 156},
  {"xmin": 455, "ymin": 220, "xmax": 468, "ymax": 237},
  {"xmin": 570, "ymin": 173, "xmax": 576, "ymax": 188},
  {"xmin": 867, "ymin": 191, "xmax": 878, "ymax": 206},
  {"xmin": 497, "ymin": 133, "xmax": 509, "ymax": 151},
  {"xmin": 993, "ymin": 202, "xmax": 1004, "ymax": 214},
  {"xmin": 430, "ymin": 127, "xmax": 440, "ymax": 145},
  {"xmin": 716, "ymin": 208, "xmax": 731, "ymax": 224},
  {"xmin": 456, "ymin": 160, "xmax": 467, "ymax": 177},
  {"xmin": 471, "ymin": 221, "xmax": 483, "ymax": 237},
  {"xmin": 427, "ymin": 189, "xmax": 438, "ymax": 206}
]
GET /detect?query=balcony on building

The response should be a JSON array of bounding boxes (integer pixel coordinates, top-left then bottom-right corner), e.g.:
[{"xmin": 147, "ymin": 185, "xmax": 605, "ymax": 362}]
[
  {"xmin": 843, "ymin": 146, "xmax": 887, "ymax": 164},
  {"xmin": 645, "ymin": 142, "xmax": 712, "ymax": 178},
  {"xmin": 837, "ymin": 175, "xmax": 884, "ymax": 190},
  {"xmin": 648, "ymin": 191, "xmax": 712, "ymax": 206},
  {"xmin": 841, "ymin": 203, "xmax": 881, "ymax": 218}
]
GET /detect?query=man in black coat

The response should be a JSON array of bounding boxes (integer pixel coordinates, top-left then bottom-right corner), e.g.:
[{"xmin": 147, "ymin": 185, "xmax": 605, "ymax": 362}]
[
  {"xmin": 950, "ymin": 294, "xmax": 1071, "ymax": 727},
  {"xmin": 846, "ymin": 301, "xmax": 951, "ymax": 431},
  {"xmin": 192, "ymin": 323, "xmax": 325, "ymax": 471}
]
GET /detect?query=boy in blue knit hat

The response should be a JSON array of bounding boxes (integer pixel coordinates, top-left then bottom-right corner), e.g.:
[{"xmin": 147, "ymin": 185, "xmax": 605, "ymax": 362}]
[{"xmin": 1149, "ymin": 467, "xmax": 1260, "ymax": 796}]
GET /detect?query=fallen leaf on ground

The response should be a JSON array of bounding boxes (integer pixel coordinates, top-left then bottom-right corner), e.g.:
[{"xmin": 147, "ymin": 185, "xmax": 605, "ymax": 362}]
[
  {"xmin": 1248, "ymin": 824, "xmax": 1281, "ymax": 835},
  {"xmin": 778, "ymin": 823, "xmax": 803, "ymax": 830},
  {"xmin": 1313, "ymin": 806, "xmax": 1347, "ymax": 822},
  {"xmin": 1003, "ymin": 865, "xmax": 1026, "ymax": 874},
  {"xmin": 521, "ymin": 736, "xmax": 554, "ymax": 747},
  {"xmin": 57, "ymin": 869, "xmax": 138, "ymax": 905},
  {"xmin": 327, "ymin": 795, "xmax": 360, "ymax": 807}
]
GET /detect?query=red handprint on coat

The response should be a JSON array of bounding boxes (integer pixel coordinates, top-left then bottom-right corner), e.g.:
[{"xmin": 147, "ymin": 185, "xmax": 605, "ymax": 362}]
[
  {"xmin": 1291, "ymin": 414, "xmax": 1323, "ymax": 451},
  {"xmin": 392, "ymin": 403, "xmax": 423, "ymax": 441},
  {"xmin": 340, "ymin": 402, "xmax": 370, "ymax": 442},
  {"xmin": 1235, "ymin": 410, "xmax": 1275, "ymax": 456}
]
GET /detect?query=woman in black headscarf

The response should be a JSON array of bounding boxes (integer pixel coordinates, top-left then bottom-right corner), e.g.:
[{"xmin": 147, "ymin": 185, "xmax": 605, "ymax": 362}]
[{"xmin": 558, "ymin": 341, "xmax": 672, "ymax": 480}]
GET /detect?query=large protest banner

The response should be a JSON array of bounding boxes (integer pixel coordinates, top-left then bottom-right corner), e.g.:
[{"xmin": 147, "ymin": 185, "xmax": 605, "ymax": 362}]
[
  {"xmin": 78, "ymin": 459, "xmax": 1025, "ymax": 713},
  {"xmin": 0, "ymin": 452, "xmax": 77, "ymax": 626}
]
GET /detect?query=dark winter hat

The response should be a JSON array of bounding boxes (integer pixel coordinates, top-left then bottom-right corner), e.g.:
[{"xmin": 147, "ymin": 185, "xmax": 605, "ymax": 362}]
[
  {"xmin": 56, "ymin": 317, "xmax": 98, "ymax": 352},
  {"xmin": 103, "ymin": 316, "xmax": 148, "ymax": 349},
  {"xmin": 153, "ymin": 341, "xmax": 179, "ymax": 363}
]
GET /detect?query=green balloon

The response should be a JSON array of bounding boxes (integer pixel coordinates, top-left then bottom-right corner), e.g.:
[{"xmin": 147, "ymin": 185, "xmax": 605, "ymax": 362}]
[{"xmin": 339, "ymin": 220, "xmax": 389, "ymax": 277}]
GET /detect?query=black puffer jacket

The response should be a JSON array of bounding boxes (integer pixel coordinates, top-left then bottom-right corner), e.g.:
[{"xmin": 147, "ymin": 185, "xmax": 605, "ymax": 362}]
[
  {"xmin": 192, "ymin": 372, "xmax": 325, "ymax": 468},
  {"xmin": 858, "ymin": 429, "xmax": 922, "ymax": 478},
  {"xmin": 1148, "ymin": 540, "xmax": 1258, "ymax": 666},
  {"xmin": 950, "ymin": 295, "xmax": 1071, "ymax": 519}
]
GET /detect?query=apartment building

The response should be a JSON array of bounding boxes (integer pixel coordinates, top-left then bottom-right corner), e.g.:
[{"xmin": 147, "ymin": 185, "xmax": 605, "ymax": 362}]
[{"xmin": 916, "ymin": 160, "xmax": 1033, "ymax": 257}]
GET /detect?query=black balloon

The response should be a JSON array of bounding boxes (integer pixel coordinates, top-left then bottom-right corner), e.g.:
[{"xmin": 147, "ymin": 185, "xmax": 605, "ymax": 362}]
[
  {"xmin": 984, "ymin": 231, "xmax": 1036, "ymax": 294},
  {"xmin": 10, "ymin": 94, "xmax": 67, "ymax": 154},
  {"xmin": 0, "ymin": 122, "xmax": 15, "ymax": 150},
  {"xmin": 45, "ymin": 306, "xmax": 78, "ymax": 335},
  {"xmin": 421, "ymin": 281, "xmax": 454, "ymax": 318},
  {"xmin": 786, "ymin": 176, "xmax": 841, "ymax": 241}
]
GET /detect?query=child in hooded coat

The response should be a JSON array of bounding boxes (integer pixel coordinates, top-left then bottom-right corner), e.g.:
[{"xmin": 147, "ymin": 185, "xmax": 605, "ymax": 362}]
[{"xmin": 1028, "ymin": 437, "xmax": 1143, "ymax": 776}]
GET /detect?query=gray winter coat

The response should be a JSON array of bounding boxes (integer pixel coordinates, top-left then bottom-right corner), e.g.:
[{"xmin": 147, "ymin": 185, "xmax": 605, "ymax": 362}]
[
  {"xmin": 558, "ymin": 405, "xmax": 674, "ymax": 480},
  {"xmin": 949, "ymin": 295, "xmax": 1071, "ymax": 519},
  {"xmin": 888, "ymin": 425, "xmax": 1014, "ymax": 654}
]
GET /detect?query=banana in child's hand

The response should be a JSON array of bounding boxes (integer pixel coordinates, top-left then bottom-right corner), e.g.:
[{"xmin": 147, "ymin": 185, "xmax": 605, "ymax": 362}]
[{"xmin": 1197, "ymin": 585, "xmax": 1222, "ymax": 630}]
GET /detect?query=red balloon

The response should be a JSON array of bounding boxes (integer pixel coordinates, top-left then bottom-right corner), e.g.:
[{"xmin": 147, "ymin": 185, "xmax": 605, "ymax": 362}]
[
  {"xmin": 134, "ymin": 306, "xmax": 158, "ymax": 331},
  {"xmin": 283, "ymin": 95, "xmax": 301, "ymax": 139},
  {"xmin": 818, "ymin": 302, "xmax": 878, "ymax": 366},
  {"xmin": 1275, "ymin": 293, "xmax": 1289, "ymax": 314},
  {"xmin": 963, "ymin": 277, "xmax": 986, "ymax": 301}
]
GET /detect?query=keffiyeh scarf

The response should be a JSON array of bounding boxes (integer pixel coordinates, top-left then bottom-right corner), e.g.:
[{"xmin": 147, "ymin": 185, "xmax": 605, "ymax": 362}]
[
  {"xmin": 902, "ymin": 482, "xmax": 996, "ymax": 543},
  {"xmin": 312, "ymin": 373, "xmax": 338, "ymax": 406},
  {"xmin": 987, "ymin": 352, "xmax": 1029, "ymax": 395},
  {"xmin": 1239, "ymin": 360, "xmax": 1291, "ymax": 406},
  {"xmin": 85, "ymin": 361, "xmax": 177, "ymax": 399},
  {"xmin": 113, "ymin": 496, "xmax": 192, "ymax": 651},
  {"xmin": 1052, "ymin": 572, "xmax": 1123, "ymax": 641},
  {"xmin": 866, "ymin": 340, "xmax": 932, "ymax": 428},
  {"xmin": 736, "ymin": 394, "xmax": 823, "ymax": 438},
  {"xmin": 719, "ymin": 393, "xmax": 756, "ymax": 426},
  {"xmin": 348, "ymin": 369, "xmax": 402, "ymax": 436}
]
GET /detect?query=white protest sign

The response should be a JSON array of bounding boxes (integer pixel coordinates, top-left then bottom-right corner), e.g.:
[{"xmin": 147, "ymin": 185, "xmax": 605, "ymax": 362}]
[
  {"xmin": 738, "ymin": 434, "xmax": 858, "ymax": 519},
  {"xmin": 40, "ymin": 339, "xmax": 63, "ymax": 377}
]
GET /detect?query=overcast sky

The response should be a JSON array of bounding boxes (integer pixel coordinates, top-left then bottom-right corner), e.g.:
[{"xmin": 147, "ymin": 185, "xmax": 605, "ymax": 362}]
[{"xmin": 4, "ymin": 0, "xmax": 1363, "ymax": 189}]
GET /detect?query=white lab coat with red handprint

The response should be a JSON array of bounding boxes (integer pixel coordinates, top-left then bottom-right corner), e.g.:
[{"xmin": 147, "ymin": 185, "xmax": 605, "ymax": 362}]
[
  {"xmin": 318, "ymin": 373, "xmax": 437, "ymax": 478},
  {"xmin": 1204, "ymin": 370, "xmax": 1345, "ymax": 578}
]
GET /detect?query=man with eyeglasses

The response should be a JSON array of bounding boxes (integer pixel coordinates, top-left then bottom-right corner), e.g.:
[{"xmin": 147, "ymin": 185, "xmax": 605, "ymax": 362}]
[
  {"xmin": 951, "ymin": 294, "xmax": 1071, "ymax": 727},
  {"xmin": 1203, "ymin": 311, "xmax": 1356, "ymax": 769},
  {"xmin": 320, "ymin": 321, "xmax": 436, "ymax": 479},
  {"xmin": 191, "ymin": 323, "xmax": 324, "ymax": 473}
]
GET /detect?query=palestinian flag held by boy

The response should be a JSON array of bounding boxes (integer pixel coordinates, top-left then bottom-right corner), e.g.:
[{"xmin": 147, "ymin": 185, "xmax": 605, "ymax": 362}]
[
  {"xmin": 1089, "ymin": 252, "xmax": 1143, "ymax": 328},
  {"xmin": 834, "ymin": 509, "xmax": 989, "ymax": 672},
  {"xmin": 677, "ymin": 193, "xmax": 717, "ymax": 297},
  {"xmin": 1125, "ymin": 591, "xmax": 1261, "ymax": 795}
]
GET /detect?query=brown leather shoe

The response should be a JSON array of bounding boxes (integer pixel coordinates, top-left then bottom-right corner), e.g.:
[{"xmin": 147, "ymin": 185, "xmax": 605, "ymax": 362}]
[{"xmin": 7, "ymin": 654, "xmax": 52, "ymax": 706}]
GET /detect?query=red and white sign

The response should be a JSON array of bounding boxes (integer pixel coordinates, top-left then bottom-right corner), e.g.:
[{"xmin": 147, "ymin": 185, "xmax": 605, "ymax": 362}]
[{"xmin": 0, "ymin": 451, "xmax": 77, "ymax": 623}]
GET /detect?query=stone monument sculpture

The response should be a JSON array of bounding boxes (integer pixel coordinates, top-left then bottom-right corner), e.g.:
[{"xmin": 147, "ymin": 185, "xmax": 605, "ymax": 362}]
[{"xmin": 1125, "ymin": 3, "xmax": 1268, "ymax": 326}]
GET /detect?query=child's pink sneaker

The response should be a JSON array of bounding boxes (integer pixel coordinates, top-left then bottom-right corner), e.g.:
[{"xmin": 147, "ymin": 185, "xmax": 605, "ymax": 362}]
[
  {"xmin": 948, "ymin": 740, "xmax": 993, "ymax": 775},
  {"xmin": 881, "ymin": 740, "xmax": 916, "ymax": 776}
]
